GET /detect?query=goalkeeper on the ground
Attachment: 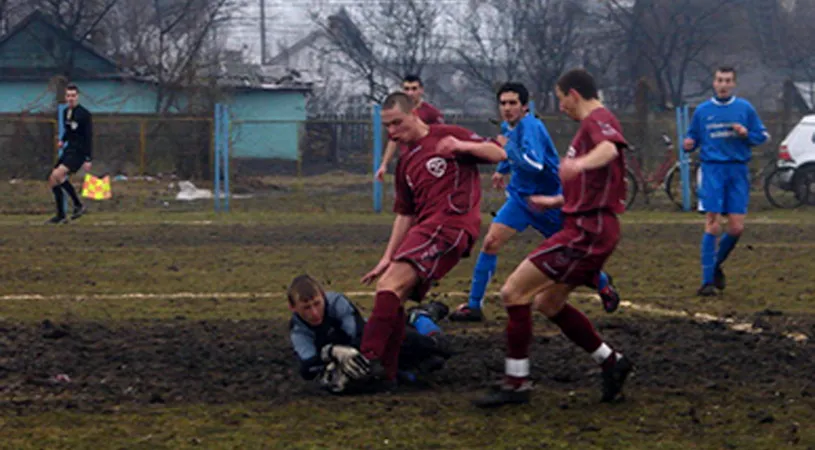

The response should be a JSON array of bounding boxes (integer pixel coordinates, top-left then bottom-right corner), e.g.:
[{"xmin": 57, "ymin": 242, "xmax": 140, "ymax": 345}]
[{"xmin": 287, "ymin": 274, "xmax": 451, "ymax": 394}]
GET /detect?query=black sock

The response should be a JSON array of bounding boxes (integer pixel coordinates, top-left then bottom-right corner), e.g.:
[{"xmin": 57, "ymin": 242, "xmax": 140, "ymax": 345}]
[
  {"xmin": 61, "ymin": 181, "xmax": 82, "ymax": 208},
  {"xmin": 52, "ymin": 186, "xmax": 65, "ymax": 217}
]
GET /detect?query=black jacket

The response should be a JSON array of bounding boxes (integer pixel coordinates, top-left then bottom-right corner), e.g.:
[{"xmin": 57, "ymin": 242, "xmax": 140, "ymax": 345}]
[{"xmin": 62, "ymin": 104, "xmax": 93, "ymax": 161}]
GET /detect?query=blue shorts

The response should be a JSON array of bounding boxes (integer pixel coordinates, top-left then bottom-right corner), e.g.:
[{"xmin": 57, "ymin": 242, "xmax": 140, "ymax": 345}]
[
  {"xmin": 493, "ymin": 194, "xmax": 563, "ymax": 237},
  {"xmin": 699, "ymin": 162, "xmax": 749, "ymax": 214}
]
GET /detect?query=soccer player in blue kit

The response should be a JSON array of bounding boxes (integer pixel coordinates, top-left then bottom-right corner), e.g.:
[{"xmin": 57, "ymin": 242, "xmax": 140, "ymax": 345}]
[
  {"xmin": 450, "ymin": 82, "xmax": 619, "ymax": 322},
  {"xmin": 684, "ymin": 67, "xmax": 769, "ymax": 296}
]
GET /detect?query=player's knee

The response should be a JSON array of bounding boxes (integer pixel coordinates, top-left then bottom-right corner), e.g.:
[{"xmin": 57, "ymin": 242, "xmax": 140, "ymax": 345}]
[
  {"xmin": 482, "ymin": 233, "xmax": 504, "ymax": 254},
  {"xmin": 499, "ymin": 283, "xmax": 524, "ymax": 307},
  {"xmin": 535, "ymin": 296, "xmax": 563, "ymax": 318},
  {"xmin": 728, "ymin": 221, "xmax": 744, "ymax": 236},
  {"xmin": 704, "ymin": 218, "xmax": 720, "ymax": 235},
  {"xmin": 375, "ymin": 267, "xmax": 414, "ymax": 299}
]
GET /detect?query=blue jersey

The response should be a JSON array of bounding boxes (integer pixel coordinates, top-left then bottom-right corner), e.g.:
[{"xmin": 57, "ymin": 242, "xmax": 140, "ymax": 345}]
[
  {"xmin": 495, "ymin": 113, "xmax": 561, "ymax": 204},
  {"xmin": 686, "ymin": 96, "xmax": 769, "ymax": 163}
]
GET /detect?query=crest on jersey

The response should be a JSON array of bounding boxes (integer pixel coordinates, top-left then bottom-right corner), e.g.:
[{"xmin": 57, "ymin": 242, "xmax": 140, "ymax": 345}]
[
  {"xmin": 426, "ymin": 157, "xmax": 447, "ymax": 178},
  {"xmin": 70, "ymin": 121, "xmax": 78, "ymax": 130},
  {"xmin": 566, "ymin": 146, "xmax": 577, "ymax": 158},
  {"xmin": 598, "ymin": 121, "xmax": 617, "ymax": 137}
]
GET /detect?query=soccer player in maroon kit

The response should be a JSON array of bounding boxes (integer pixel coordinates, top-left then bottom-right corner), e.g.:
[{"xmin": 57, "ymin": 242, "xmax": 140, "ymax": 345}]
[
  {"xmin": 375, "ymin": 75, "xmax": 444, "ymax": 182},
  {"xmin": 474, "ymin": 69, "xmax": 633, "ymax": 407},
  {"xmin": 354, "ymin": 92, "xmax": 506, "ymax": 385}
]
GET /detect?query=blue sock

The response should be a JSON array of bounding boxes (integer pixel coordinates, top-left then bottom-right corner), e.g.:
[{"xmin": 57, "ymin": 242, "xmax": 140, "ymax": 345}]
[
  {"xmin": 413, "ymin": 315, "xmax": 441, "ymax": 336},
  {"xmin": 701, "ymin": 233, "xmax": 718, "ymax": 285},
  {"xmin": 468, "ymin": 252, "xmax": 497, "ymax": 310},
  {"xmin": 597, "ymin": 272, "xmax": 609, "ymax": 291},
  {"xmin": 716, "ymin": 233, "xmax": 740, "ymax": 267}
]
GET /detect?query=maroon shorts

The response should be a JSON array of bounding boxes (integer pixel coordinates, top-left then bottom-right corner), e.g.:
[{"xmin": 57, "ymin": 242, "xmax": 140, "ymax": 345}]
[
  {"xmin": 528, "ymin": 211, "xmax": 620, "ymax": 286},
  {"xmin": 393, "ymin": 224, "xmax": 473, "ymax": 301}
]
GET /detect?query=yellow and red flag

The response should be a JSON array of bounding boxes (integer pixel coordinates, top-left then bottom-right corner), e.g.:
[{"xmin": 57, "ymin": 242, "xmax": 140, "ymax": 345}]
[{"xmin": 81, "ymin": 174, "xmax": 112, "ymax": 200}]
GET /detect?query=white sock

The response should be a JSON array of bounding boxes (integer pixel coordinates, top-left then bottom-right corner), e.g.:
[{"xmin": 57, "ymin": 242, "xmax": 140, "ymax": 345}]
[
  {"xmin": 505, "ymin": 358, "xmax": 529, "ymax": 378},
  {"xmin": 591, "ymin": 343, "xmax": 613, "ymax": 365}
]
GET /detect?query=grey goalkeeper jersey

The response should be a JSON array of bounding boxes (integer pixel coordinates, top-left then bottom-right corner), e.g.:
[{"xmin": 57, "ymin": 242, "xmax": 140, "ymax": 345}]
[{"xmin": 289, "ymin": 292, "xmax": 366, "ymax": 380}]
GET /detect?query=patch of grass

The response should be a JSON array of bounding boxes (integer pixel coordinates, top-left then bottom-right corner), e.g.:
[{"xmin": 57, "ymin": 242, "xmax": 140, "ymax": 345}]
[{"xmin": 1, "ymin": 389, "xmax": 811, "ymax": 449}]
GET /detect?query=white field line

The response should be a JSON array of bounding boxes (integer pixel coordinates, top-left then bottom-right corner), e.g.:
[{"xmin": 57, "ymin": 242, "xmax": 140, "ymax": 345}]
[
  {"xmin": 3, "ymin": 243, "xmax": 815, "ymax": 252},
  {"xmin": 0, "ymin": 217, "xmax": 811, "ymax": 227},
  {"xmin": 0, "ymin": 290, "xmax": 808, "ymax": 344}
]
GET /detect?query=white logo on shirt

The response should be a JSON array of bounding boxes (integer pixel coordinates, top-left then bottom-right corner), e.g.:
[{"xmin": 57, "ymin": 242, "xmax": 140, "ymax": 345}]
[
  {"xmin": 70, "ymin": 121, "xmax": 78, "ymax": 130},
  {"xmin": 566, "ymin": 146, "xmax": 577, "ymax": 158},
  {"xmin": 598, "ymin": 121, "xmax": 617, "ymax": 137},
  {"xmin": 426, "ymin": 157, "xmax": 447, "ymax": 178}
]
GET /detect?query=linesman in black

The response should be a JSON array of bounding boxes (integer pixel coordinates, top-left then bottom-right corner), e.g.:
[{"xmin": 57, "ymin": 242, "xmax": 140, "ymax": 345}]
[{"xmin": 47, "ymin": 83, "xmax": 92, "ymax": 224}]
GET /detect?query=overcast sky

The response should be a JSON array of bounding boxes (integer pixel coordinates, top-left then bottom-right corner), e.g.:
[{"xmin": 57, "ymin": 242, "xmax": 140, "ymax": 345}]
[{"xmin": 223, "ymin": 0, "xmax": 610, "ymax": 64}]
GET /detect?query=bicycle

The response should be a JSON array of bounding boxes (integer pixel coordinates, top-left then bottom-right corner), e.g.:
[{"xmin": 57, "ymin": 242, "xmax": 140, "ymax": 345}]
[
  {"xmin": 625, "ymin": 133, "xmax": 700, "ymax": 209},
  {"xmin": 763, "ymin": 160, "xmax": 806, "ymax": 209}
]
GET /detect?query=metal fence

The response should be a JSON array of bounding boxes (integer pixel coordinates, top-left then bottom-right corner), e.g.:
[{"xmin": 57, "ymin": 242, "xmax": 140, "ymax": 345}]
[{"xmin": 0, "ymin": 111, "xmax": 799, "ymax": 180}]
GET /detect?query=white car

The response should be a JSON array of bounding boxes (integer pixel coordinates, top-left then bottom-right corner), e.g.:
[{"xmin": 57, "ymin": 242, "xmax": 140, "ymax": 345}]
[
  {"xmin": 765, "ymin": 115, "xmax": 815, "ymax": 207},
  {"xmin": 779, "ymin": 114, "xmax": 815, "ymax": 169}
]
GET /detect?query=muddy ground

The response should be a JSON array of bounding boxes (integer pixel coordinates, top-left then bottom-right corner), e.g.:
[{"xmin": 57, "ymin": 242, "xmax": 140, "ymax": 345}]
[
  {"xmin": 0, "ymin": 310, "xmax": 812, "ymax": 415},
  {"xmin": 1, "ymin": 218, "xmax": 813, "ymax": 418},
  {"xmin": 1, "ymin": 177, "xmax": 814, "ymax": 447}
]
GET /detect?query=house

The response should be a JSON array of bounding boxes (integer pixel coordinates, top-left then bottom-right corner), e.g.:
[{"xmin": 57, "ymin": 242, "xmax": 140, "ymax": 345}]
[
  {"xmin": 0, "ymin": 10, "xmax": 312, "ymax": 179},
  {"xmin": 268, "ymin": 8, "xmax": 496, "ymax": 117}
]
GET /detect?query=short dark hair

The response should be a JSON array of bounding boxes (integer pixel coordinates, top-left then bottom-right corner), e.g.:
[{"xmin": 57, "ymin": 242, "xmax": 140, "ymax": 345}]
[
  {"xmin": 287, "ymin": 274, "xmax": 324, "ymax": 305},
  {"xmin": 382, "ymin": 92, "xmax": 414, "ymax": 113},
  {"xmin": 556, "ymin": 69, "xmax": 598, "ymax": 100},
  {"xmin": 715, "ymin": 66, "xmax": 737, "ymax": 80},
  {"xmin": 402, "ymin": 74, "xmax": 423, "ymax": 86},
  {"xmin": 66, "ymin": 83, "xmax": 79, "ymax": 93},
  {"xmin": 497, "ymin": 82, "xmax": 529, "ymax": 105}
]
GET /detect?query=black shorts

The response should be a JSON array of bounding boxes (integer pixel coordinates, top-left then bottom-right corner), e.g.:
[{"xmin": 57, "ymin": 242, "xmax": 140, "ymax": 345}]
[{"xmin": 56, "ymin": 152, "xmax": 85, "ymax": 174}]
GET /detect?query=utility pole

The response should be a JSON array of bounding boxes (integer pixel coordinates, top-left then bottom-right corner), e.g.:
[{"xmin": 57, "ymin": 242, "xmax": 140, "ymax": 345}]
[{"xmin": 260, "ymin": 0, "xmax": 267, "ymax": 64}]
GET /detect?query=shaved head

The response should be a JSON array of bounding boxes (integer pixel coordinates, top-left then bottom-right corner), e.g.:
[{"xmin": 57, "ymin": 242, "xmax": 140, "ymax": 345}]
[{"xmin": 383, "ymin": 92, "xmax": 414, "ymax": 113}]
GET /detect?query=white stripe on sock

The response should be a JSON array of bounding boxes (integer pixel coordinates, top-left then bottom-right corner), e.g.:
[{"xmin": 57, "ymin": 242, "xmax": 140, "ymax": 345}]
[
  {"xmin": 505, "ymin": 358, "xmax": 529, "ymax": 377},
  {"xmin": 591, "ymin": 343, "xmax": 613, "ymax": 365}
]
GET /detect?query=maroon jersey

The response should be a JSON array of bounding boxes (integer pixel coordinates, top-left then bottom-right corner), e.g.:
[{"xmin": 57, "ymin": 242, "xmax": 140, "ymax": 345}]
[
  {"xmin": 562, "ymin": 107, "xmax": 628, "ymax": 215},
  {"xmin": 393, "ymin": 125, "xmax": 491, "ymax": 240},
  {"xmin": 414, "ymin": 101, "xmax": 444, "ymax": 124}
]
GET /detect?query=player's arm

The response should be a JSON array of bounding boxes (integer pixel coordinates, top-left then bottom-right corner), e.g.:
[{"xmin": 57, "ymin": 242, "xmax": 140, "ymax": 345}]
[
  {"xmin": 383, "ymin": 214, "xmax": 415, "ymax": 260},
  {"xmin": 362, "ymin": 163, "xmax": 416, "ymax": 284},
  {"xmin": 684, "ymin": 109, "xmax": 701, "ymax": 152},
  {"xmin": 380, "ymin": 139, "xmax": 398, "ymax": 170},
  {"xmin": 361, "ymin": 213, "xmax": 414, "ymax": 285},
  {"xmin": 744, "ymin": 106, "xmax": 770, "ymax": 147},
  {"xmin": 388, "ymin": 160, "xmax": 417, "ymax": 253},
  {"xmin": 290, "ymin": 328, "xmax": 325, "ymax": 380},
  {"xmin": 495, "ymin": 123, "xmax": 512, "ymax": 174},
  {"xmin": 508, "ymin": 126, "xmax": 549, "ymax": 173},
  {"xmin": 82, "ymin": 109, "xmax": 93, "ymax": 162},
  {"xmin": 332, "ymin": 293, "xmax": 366, "ymax": 346},
  {"xmin": 496, "ymin": 160, "xmax": 511, "ymax": 174},
  {"xmin": 437, "ymin": 127, "xmax": 506, "ymax": 163},
  {"xmin": 571, "ymin": 141, "xmax": 619, "ymax": 172},
  {"xmin": 528, "ymin": 194, "xmax": 564, "ymax": 210}
]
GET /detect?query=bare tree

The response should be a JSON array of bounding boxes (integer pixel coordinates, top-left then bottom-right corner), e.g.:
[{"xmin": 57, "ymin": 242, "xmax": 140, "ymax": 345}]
[
  {"xmin": 520, "ymin": 0, "xmax": 591, "ymax": 111},
  {"xmin": 104, "ymin": 0, "xmax": 244, "ymax": 112},
  {"xmin": 0, "ymin": 0, "xmax": 27, "ymax": 34},
  {"xmin": 606, "ymin": 0, "xmax": 738, "ymax": 110},
  {"xmin": 775, "ymin": 1, "xmax": 815, "ymax": 82},
  {"xmin": 310, "ymin": 1, "xmax": 447, "ymax": 104},
  {"xmin": 2, "ymin": 0, "xmax": 121, "ymax": 95},
  {"xmin": 453, "ymin": 0, "xmax": 526, "ymax": 98}
]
